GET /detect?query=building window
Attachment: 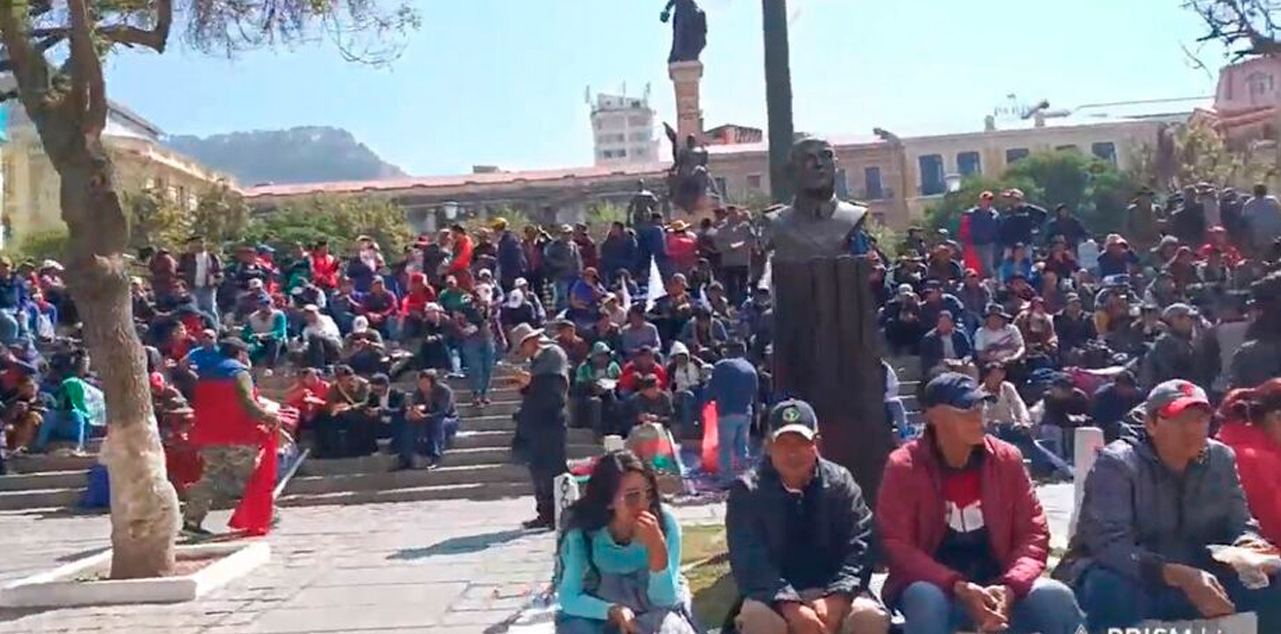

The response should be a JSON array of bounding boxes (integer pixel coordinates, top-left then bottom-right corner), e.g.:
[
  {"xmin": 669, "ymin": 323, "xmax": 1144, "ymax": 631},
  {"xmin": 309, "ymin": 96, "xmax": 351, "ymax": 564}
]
[
  {"xmin": 918, "ymin": 154, "xmax": 945, "ymax": 196},
  {"xmin": 1247, "ymin": 71, "xmax": 1274, "ymax": 103},
  {"xmin": 957, "ymin": 151, "xmax": 981, "ymax": 177},
  {"xmin": 714, "ymin": 177, "xmax": 729, "ymax": 197},
  {"xmin": 1006, "ymin": 148, "xmax": 1030, "ymax": 164},
  {"xmin": 746, "ymin": 174, "xmax": 763, "ymax": 191},
  {"xmin": 864, "ymin": 166, "xmax": 884, "ymax": 200},
  {"xmin": 1091, "ymin": 142, "xmax": 1117, "ymax": 165},
  {"xmin": 835, "ymin": 168, "xmax": 849, "ymax": 199},
  {"xmin": 628, "ymin": 115, "xmax": 649, "ymax": 127}
]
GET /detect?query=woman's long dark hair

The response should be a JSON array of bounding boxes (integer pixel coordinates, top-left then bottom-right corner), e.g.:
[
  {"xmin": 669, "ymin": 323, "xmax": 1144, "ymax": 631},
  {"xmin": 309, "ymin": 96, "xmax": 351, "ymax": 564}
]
[
  {"xmin": 1218, "ymin": 379, "xmax": 1281, "ymax": 427},
  {"xmin": 564, "ymin": 450, "xmax": 665, "ymax": 536}
]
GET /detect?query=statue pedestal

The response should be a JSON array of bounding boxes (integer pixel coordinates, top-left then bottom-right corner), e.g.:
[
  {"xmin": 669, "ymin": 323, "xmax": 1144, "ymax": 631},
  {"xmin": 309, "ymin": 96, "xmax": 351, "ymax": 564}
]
[
  {"xmin": 772, "ymin": 256, "xmax": 893, "ymax": 500},
  {"xmin": 668, "ymin": 61, "xmax": 705, "ymax": 143}
]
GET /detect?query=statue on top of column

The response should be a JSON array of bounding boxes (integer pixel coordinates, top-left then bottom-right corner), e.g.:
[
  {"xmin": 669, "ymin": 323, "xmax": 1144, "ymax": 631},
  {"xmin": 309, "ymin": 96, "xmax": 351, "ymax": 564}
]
[
  {"xmin": 660, "ymin": 0, "xmax": 707, "ymax": 64},
  {"xmin": 664, "ymin": 124, "xmax": 717, "ymax": 213}
]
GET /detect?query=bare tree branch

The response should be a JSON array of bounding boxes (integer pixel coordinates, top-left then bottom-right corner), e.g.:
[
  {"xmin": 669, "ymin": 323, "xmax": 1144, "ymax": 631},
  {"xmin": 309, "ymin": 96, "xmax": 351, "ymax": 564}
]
[{"xmin": 66, "ymin": 0, "xmax": 107, "ymax": 136}]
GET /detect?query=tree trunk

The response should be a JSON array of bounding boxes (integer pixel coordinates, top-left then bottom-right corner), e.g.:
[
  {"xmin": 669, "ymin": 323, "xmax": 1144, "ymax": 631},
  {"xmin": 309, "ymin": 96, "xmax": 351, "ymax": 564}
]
[
  {"xmin": 59, "ymin": 153, "xmax": 180, "ymax": 580},
  {"xmin": 762, "ymin": 0, "xmax": 794, "ymax": 204}
]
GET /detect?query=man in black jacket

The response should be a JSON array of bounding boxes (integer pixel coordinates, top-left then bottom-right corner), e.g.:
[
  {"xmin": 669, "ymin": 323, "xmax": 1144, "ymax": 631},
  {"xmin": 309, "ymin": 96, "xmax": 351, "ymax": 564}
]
[
  {"xmin": 510, "ymin": 323, "xmax": 570, "ymax": 531},
  {"xmin": 726, "ymin": 399, "xmax": 889, "ymax": 634}
]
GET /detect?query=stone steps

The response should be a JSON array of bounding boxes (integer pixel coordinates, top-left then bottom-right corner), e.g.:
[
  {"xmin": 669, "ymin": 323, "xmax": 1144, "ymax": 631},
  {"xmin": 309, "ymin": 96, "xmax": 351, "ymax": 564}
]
[
  {"xmin": 278, "ymin": 480, "xmax": 532, "ymax": 507},
  {"xmin": 0, "ymin": 486, "xmax": 85, "ymax": 511},
  {"xmin": 0, "ymin": 469, "xmax": 88, "ymax": 492}
]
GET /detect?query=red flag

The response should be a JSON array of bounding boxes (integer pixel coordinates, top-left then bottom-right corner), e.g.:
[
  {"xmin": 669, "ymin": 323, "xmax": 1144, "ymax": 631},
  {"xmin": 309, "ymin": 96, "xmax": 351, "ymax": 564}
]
[
  {"xmin": 228, "ymin": 432, "xmax": 277, "ymax": 536},
  {"xmin": 700, "ymin": 401, "xmax": 719, "ymax": 474}
]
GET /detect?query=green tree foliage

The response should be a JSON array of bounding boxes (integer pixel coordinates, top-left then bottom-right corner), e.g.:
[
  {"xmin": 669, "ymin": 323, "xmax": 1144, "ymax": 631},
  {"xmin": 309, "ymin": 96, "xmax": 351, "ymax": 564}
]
[
  {"xmin": 123, "ymin": 185, "xmax": 253, "ymax": 253},
  {"xmin": 925, "ymin": 150, "xmax": 1141, "ymax": 237},
  {"xmin": 6, "ymin": 228, "xmax": 71, "ymax": 263},
  {"xmin": 1172, "ymin": 118, "xmax": 1274, "ymax": 188},
  {"xmin": 124, "ymin": 188, "xmax": 189, "ymax": 252},
  {"xmin": 246, "ymin": 194, "xmax": 414, "ymax": 254}
]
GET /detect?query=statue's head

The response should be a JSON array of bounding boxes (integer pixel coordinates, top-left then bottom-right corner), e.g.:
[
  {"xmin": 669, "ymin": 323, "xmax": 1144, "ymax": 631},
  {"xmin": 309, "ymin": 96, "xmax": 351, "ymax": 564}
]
[
  {"xmin": 686, "ymin": 134, "xmax": 698, "ymax": 149},
  {"xmin": 789, "ymin": 137, "xmax": 837, "ymax": 200},
  {"xmin": 636, "ymin": 179, "xmax": 646, "ymax": 191}
]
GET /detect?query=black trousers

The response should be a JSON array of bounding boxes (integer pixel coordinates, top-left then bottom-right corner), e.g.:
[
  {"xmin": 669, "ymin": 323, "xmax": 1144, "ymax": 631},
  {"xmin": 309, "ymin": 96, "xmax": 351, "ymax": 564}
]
[
  {"xmin": 722, "ymin": 266, "xmax": 750, "ymax": 306},
  {"xmin": 526, "ymin": 424, "xmax": 567, "ymax": 521},
  {"xmin": 317, "ymin": 410, "xmax": 379, "ymax": 458}
]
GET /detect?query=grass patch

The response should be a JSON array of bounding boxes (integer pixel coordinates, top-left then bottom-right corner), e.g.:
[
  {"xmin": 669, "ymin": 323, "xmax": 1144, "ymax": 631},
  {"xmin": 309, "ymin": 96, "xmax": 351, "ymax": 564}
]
[{"xmin": 682, "ymin": 524, "xmax": 738, "ymax": 629}]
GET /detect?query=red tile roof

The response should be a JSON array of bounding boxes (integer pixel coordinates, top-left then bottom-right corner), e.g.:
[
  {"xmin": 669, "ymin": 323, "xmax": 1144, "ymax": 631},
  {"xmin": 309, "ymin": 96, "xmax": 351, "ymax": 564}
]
[{"xmin": 244, "ymin": 162, "xmax": 671, "ymax": 199}]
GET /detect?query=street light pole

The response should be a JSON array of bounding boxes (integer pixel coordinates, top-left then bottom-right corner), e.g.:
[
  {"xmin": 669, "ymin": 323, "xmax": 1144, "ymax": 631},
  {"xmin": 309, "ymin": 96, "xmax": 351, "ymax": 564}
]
[{"xmin": 762, "ymin": 0, "xmax": 794, "ymax": 204}]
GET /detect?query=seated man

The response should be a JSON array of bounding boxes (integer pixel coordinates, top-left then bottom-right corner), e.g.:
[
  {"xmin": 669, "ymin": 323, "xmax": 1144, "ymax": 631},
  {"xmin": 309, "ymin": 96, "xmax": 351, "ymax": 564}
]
[
  {"xmin": 920, "ymin": 312, "xmax": 973, "ymax": 377},
  {"xmin": 879, "ymin": 372, "xmax": 1083, "ymax": 634},
  {"xmin": 623, "ymin": 374, "xmax": 674, "ymax": 438},
  {"xmin": 572, "ymin": 341, "xmax": 621, "ymax": 437},
  {"xmin": 398, "ymin": 370, "xmax": 456, "ymax": 470},
  {"xmin": 1057, "ymin": 379, "xmax": 1281, "ymax": 633},
  {"xmin": 726, "ymin": 399, "xmax": 890, "ymax": 634},
  {"xmin": 316, "ymin": 365, "xmax": 377, "ymax": 458}
]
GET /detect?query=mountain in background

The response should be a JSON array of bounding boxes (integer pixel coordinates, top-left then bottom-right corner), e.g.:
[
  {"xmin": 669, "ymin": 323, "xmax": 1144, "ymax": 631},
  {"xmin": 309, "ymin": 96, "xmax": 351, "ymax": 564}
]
[{"xmin": 166, "ymin": 126, "xmax": 408, "ymax": 186}]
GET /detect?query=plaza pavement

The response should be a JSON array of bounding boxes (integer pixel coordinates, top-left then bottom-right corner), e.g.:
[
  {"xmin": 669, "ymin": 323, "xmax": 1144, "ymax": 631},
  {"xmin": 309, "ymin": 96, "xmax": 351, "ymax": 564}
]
[{"xmin": 0, "ymin": 484, "xmax": 1074, "ymax": 633}]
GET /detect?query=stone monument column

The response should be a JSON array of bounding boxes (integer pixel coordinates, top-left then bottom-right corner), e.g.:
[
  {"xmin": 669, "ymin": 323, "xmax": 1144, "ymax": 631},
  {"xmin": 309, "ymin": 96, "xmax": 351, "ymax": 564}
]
[{"xmin": 668, "ymin": 60, "xmax": 705, "ymax": 143}]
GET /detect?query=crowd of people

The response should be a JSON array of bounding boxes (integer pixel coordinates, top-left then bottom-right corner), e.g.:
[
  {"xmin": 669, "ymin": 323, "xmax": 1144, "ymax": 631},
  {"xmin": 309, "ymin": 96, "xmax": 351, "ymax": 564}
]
[
  {"xmin": 878, "ymin": 184, "xmax": 1281, "ymax": 480},
  {"xmin": 548, "ymin": 183, "xmax": 1281, "ymax": 634}
]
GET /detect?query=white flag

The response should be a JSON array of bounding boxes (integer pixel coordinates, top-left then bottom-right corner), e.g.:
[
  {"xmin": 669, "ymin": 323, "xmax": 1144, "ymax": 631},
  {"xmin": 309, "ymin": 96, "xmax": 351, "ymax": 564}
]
[{"xmin": 645, "ymin": 256, "xmax": 664, "ymax": 312}]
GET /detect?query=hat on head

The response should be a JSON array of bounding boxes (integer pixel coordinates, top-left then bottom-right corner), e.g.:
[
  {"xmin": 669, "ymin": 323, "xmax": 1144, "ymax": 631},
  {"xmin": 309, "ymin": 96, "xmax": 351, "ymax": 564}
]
[
  {"xmin": 559, "ymin": 224, "xmax": 574, "ymax": 234},
  {"xmin": 922, "ymin": 372, "xmax": 986, "ymax": 410},
  {"xmin": 1004, "ymin": 188, "xmax": 1025, "ymax": 199},
  {"xmin": 303, "ymin": 304, "xmax": 320, "ymax": 313},
  {"xmin": 40, "ymin": 259, "xmax": 63, "ymax": 271},
  {"xmin": 590, "ymin": 341, "xmax": 612, "ymax": 357},
  {"xmin": 669, "ymin": 220, "xmax": 691, "ymax": 232},
  {"xmin": 1162, "ymin": 302, "xmax": 1198, "ymax": 322},
  {"xmin": 1105, "ymin": 234, "xmax": 1128, "ymax": 248},
  {"xmin": 491, "ymin": 217, "xmax": 508, "ymax": 231},
  {"xmin": 979, "ymin": 191, "xmax": 995, "ymax": 200},
  {"xmin": 507, "ymin": 323, "xmax": 548, "ymax": 348},
  {"xmin": 514, "ymin": 277, "xmax": 529, "ymax": 288},
  {"xmin": 1065, "ymin": 292, "xmax": 1082, "ymax": 304},
  {"xmin": 247, "ymin": 278, "xmax": 264, "ymax": 290},
  {"xmin": 897, "ymin": 283, "xmax": 914, "ymax": 296},
  {"xmin": 768, "ymin": 399, "xmax": 819, "ymax": 441},
  {"xmin": 984, "ymin": 303, "xmax": 1012, "ymax": 320},
  {"xmin": 256, "ymin": 295, "xmax": 273, "ymax": 306},
  {"xmin": 1144, "ymin": 379, "xmax": 1211, "ymax": 418},
  {"xmin": 425, "ymin": 302, "xmax": 443, "ymax": 313},
  {"xmin": 506, "ymin": 289, "xmax": 525, "ymax": 308}
]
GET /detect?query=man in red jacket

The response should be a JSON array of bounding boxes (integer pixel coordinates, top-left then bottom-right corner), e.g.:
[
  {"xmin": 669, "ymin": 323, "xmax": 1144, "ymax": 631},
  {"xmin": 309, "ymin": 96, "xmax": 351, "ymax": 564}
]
[
  {"xmin": 876, "ymin": 372, "xmax": 1082, "ymax": 634},
  {"xmin": 182, "ymin": 339, "xmax": 280, "ymax": 536}
]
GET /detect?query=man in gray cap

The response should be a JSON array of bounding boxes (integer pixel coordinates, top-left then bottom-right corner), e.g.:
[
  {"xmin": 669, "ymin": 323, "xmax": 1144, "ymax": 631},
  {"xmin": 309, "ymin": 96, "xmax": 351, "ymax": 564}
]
[
  {"xmin": 725, "ymin": 399, "xmax": 889, "ymax": 634},
  {"xmin": 509, "ymin": 323, "xmax": 570, "ymax": 530},
  {"xmin": 1139, "ymin": 303, "xmax": 1199, "ymax": 388},
  {"xmin": 1058, "ymin": 379, "xmax": 1281, "ymax": 633}
]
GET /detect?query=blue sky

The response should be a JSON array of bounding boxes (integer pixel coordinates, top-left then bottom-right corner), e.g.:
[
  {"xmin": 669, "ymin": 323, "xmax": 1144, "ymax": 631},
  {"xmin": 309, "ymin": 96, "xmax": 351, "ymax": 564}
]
[{"xmin": 105, "ymin": 0, "xmax": 1227, "ymax": 177}]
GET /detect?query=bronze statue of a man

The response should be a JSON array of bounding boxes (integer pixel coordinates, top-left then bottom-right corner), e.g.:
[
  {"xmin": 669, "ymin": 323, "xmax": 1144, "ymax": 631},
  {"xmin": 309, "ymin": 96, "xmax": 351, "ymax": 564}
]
[
  {"xmin": 766, "ymin": 137, "xmax": 869, "ymax": 260},
  {"xmin": 661, "ymin": 0, "xmax": 708, "ymax": 64},
  {"xmin": 766, "ymin": 136, "xmax": 893, "ymax": 499}
]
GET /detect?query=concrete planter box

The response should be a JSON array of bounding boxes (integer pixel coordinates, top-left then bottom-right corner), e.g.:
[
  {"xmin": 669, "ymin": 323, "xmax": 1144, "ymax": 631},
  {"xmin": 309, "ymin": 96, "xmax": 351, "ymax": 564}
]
[{"xmin": 0, "ymin": 541, "xmax": 270, "ymax": 608}]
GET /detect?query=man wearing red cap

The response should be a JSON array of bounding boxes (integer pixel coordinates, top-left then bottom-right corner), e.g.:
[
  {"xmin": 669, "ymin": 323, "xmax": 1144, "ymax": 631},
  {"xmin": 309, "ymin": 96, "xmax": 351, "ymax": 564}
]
[{"xmin": 1057, "ymin": 379, "xmax": 1281, "ymax": 632}]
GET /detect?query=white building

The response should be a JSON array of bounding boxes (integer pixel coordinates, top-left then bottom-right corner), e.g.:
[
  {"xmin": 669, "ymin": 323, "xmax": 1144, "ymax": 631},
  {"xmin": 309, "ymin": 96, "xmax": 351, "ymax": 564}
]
[{"xmin": 589, "ymin": 91, "xmax": 660, "ymax": 166}]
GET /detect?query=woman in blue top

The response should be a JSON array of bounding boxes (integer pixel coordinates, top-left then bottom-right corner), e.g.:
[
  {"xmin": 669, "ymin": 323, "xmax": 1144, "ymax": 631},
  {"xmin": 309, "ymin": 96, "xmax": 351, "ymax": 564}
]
[{"xmin": 556, "ymin": 451, "xmax": 697, "ymax": 634}]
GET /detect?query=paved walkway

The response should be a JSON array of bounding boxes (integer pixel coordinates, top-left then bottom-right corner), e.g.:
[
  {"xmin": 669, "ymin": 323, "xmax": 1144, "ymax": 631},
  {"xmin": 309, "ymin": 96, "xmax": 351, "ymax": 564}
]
[{"xmin": 0, "ymin": 484, "xmax": 1075, "ymax": 633}]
